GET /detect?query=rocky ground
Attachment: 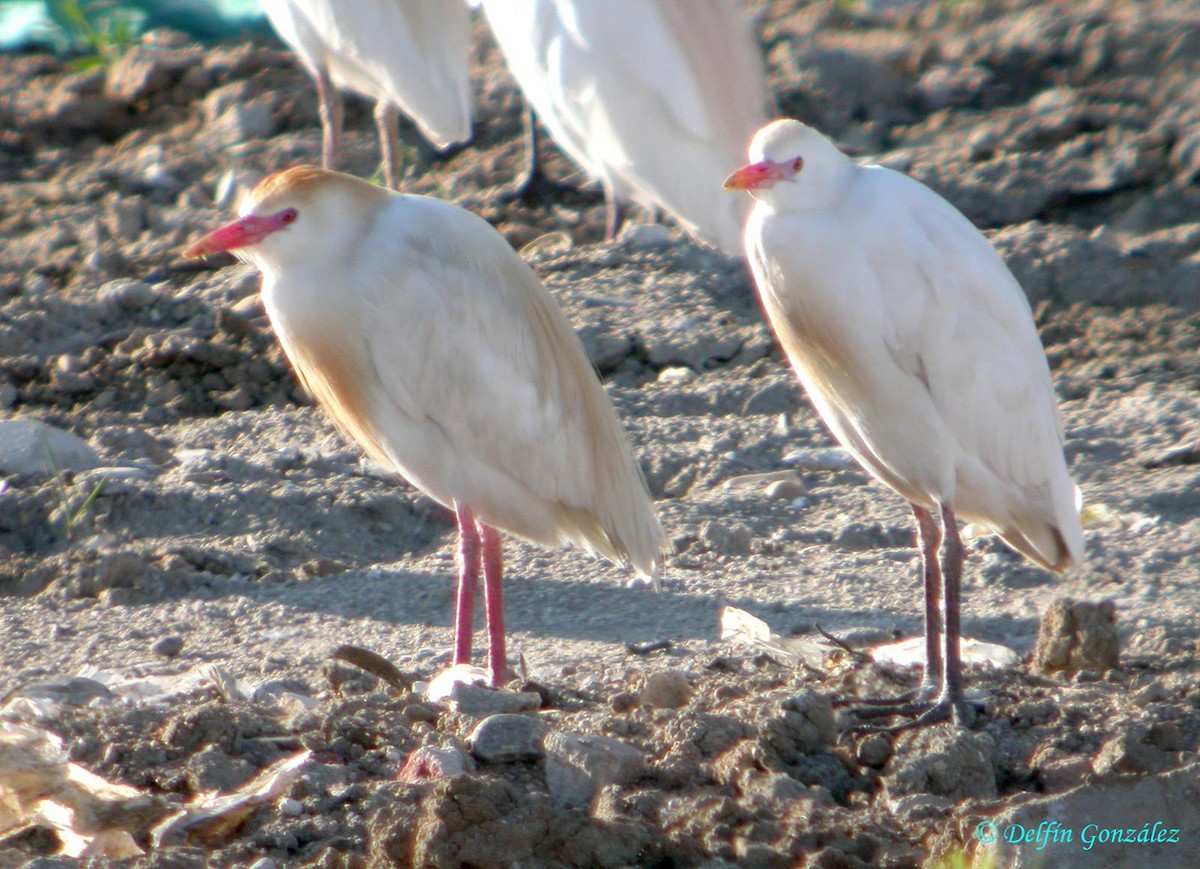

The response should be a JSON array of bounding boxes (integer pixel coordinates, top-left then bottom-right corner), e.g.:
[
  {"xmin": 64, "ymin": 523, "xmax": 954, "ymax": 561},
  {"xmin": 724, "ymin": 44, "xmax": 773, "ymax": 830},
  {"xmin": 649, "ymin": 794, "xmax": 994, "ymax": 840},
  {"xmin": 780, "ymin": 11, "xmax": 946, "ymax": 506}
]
[{"xmin": 2, "ymin": 0, "xmax": 1200, "ymax": 866}]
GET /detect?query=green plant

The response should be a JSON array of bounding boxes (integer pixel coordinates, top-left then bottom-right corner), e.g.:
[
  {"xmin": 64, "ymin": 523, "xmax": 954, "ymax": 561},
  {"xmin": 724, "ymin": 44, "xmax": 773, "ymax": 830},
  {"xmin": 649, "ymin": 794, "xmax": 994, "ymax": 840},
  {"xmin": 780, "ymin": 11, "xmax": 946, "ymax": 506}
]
[
  {"xmin": 38, "ymin": 427, "xmax": 106, "ymax": 543},
  {"xmin": 42, "ymin": 0, "xmax": 140, "ymax": 67},
  {"xmin": 926, "ymin": 848, "xmax": 998, "ymax": 869}
]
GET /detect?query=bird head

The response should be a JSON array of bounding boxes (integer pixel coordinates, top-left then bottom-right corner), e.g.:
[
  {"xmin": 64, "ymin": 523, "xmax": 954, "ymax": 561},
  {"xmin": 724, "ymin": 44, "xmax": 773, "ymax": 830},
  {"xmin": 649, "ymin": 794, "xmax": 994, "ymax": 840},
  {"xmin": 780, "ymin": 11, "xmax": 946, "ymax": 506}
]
[
  {"xmin": 723, "ymin": 119, "xmax": 852, "ymax": 212},
  {"xmin": 184, "ymin": 166, "xmax": 389, "ymax": 272}
]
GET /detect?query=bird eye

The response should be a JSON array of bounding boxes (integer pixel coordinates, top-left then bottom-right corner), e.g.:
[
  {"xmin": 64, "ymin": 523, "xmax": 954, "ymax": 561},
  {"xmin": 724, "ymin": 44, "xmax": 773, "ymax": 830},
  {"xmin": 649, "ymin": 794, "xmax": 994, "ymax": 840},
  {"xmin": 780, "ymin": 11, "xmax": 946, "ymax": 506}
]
[
  {"xmin": 792, "ymin": 157, "xmax": 804, "ymax": 172},
  {"xmin": 280, "ymin": 207, "xmax": 299, "ymax": 225}
]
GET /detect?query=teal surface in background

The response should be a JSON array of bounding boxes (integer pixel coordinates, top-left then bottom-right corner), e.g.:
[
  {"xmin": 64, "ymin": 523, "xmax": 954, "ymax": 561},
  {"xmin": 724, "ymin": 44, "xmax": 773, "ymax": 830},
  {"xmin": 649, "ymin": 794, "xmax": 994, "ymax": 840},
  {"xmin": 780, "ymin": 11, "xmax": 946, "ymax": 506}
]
[{"xmin": 0, "ymin": 0, "xmax": 271, "ymax": 50}]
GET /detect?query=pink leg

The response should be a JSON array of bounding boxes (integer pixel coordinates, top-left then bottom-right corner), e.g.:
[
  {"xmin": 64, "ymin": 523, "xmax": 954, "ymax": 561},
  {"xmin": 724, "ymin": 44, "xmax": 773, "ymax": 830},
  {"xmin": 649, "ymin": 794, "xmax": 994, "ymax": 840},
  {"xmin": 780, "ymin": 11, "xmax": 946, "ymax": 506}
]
[
  {"xmin": 912, "ymin": 503, "xmax": 944, "ymax": 690},
  {"xmin": 478, "ymin": 522, "xmax": 512, "ymax": 686},
  {"xmin": 453, "ymin": 502, "xmax": 480, "ymax": 667}
]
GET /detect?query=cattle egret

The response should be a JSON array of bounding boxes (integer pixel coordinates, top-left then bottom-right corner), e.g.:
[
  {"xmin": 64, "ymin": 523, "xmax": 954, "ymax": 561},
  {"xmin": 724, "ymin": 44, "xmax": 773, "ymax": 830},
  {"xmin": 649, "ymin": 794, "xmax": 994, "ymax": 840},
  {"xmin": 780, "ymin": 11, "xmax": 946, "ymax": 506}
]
[
  {"xmin": 479, "ymin": 0, "xmax": 771, "ymax": 254},
  {"xmin": 725, "ymin": 120, "xmax": 1084, "ymax": 728},
  {"xmin": 259, "ymin": 0, "xmax": 472, "ymax": 188},
  {"xmin": 184, "ymin": 166, "xmax": 668, "ymax": 686}
]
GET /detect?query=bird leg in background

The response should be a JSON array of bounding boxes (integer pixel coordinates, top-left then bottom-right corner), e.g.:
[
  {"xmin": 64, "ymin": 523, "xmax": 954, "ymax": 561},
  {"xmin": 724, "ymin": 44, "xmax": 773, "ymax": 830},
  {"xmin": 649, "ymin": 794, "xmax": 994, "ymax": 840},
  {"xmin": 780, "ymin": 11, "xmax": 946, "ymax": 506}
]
[
  {"xmin": 501, "ymin": 104, "xmax": 582, "ymax": 201},
  {"xmin": 479, "ymin": 523, "xmax": 512, "ymax": 686},
  {"xmin": 453, "ymin": 501, "xmax": 481, "ymax": 667},
  {"xmin": 501, "ymin": 103, "xmax": 541, "ymax": 201},
  {"xmin": 603, "ymin": 177, "xmax": 622, "ymax": 242},
  {"xmin": 374, "ymin": 101, "xmax": 401, "ymax": 190},
  {"xmin": 314, "ymin": 67, "xmax": 343, "ymax": 172}
]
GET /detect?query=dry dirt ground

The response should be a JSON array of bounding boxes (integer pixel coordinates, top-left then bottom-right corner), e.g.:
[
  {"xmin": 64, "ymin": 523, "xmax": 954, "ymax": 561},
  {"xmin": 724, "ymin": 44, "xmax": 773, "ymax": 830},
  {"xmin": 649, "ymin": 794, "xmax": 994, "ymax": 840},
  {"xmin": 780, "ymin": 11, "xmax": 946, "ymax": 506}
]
[{"xmin": 2, "ymin": 0, "xmax": 1200, "ymax": 866}]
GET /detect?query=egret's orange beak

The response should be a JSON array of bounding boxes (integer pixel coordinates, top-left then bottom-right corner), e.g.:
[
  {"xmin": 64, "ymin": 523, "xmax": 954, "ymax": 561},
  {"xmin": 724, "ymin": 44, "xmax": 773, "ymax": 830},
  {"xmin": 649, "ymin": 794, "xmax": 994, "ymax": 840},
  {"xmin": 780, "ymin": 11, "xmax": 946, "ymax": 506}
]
[
  {"xmin": 723, "ymin": 159, "xmax": 795, "ymax": 191},
  {"xmin": 183, "ymin": 214, "xmax": 286, "ymax": 258}
]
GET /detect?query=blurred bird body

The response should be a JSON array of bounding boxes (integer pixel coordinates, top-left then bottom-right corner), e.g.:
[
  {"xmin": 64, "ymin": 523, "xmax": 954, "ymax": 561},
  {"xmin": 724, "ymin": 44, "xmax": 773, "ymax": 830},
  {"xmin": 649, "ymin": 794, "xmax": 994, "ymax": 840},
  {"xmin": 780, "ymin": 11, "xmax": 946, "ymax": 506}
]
[
  {"xmin": 726, "ymin": 120, "xmax": 1083, "ymax": 725},
  {"xmin": 186, "ymin": 166, "xmax": 667, "ymax": 684},
  {"xmin": 480, "ymin": 0, "xmax": 771, "ymax": 253},
  {"xmin": 260, "ymin": 0, "xmax": 472, "ymax": 184}
]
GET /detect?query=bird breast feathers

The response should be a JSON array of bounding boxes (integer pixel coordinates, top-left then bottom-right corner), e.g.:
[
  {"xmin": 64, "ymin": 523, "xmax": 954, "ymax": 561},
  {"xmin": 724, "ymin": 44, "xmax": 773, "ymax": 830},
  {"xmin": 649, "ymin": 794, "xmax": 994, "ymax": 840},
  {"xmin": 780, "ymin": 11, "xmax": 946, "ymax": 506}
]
[
  {"xmin": 753, "ymin": 167, "xmax": 1068, "ymax": 496},
  {"xmin": 286, "ymin": 199, "xmax": 618, "ymax": 510}
]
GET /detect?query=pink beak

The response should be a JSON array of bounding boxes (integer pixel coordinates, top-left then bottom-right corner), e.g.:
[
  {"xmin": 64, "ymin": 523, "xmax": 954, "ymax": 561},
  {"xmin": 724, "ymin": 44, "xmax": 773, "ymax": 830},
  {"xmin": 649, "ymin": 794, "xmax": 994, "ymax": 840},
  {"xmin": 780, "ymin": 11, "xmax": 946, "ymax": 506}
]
[
  {"xmin": 723, "ymin": 159, "xmax": 794, "ymax": 191},
  {"xmin": 183, "ymin": 213, "xmax": 287, "ymax": 259}
]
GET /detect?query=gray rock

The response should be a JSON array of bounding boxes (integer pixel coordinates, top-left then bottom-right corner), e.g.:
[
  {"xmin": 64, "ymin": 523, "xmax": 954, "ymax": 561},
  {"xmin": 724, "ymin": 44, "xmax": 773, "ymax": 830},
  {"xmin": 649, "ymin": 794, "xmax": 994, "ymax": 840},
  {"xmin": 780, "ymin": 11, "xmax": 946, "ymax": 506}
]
[
  {"xmin": 543, "ymin": 731, "xmax": 645, "ymax": 807},
  {"xmin": 1030, "ymin": 598, "xmax": 1120, "ymax": 676},
  {"xmin": 468, "ymin": 713, "xmax": 548, "ymax": 763},
  {"xmin": 856, "ymin": 733, "xmax": 893, "ymax": 769},
  {"xmin": 742, "ymin": 379, "xmax": 800, "ymax": 416},
  {"xmin": 0, "ymin": 419, "xmax": 101, "ymax": 475},
  {"xmin": 764, "ymin": 478, "xmax": 806, "ymax": 501},
  {"xmin": 834, "ymin": 519, "xmax": 910, "ymax": 551},
  {"xmin": 448, "ymin": 681, "xmax": 541, "ymax": 717},
  {"xmin": 152, "ymin": 635, "xmax": 185, "ymax": 659},
  {"xmin": 622, "ymin": 223, "xmax": 673, "ymax": 249},
  {"xmin": 97, "ymin": 278, "xmax": 157, "ymax": 312},
  {"xmin": 699, "ymin": 520, "xmax": 753, "ymax": 555},
  {"xmin": 639, "ymin": 670, "xmax": 692, "ymax": 709}
]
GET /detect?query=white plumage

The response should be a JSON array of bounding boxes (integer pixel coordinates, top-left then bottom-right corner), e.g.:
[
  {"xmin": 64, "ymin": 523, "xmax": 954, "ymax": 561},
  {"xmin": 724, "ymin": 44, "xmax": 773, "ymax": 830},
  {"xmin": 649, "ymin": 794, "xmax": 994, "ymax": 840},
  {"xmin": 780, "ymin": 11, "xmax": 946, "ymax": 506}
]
[
  {"xmin": 480, "ymin": 0, "xmax": 771, "ymax": 254},
  {"xmin": 185, "ymin": 166, "xmax": 667, "ymax": 685},
  {"xmin": 259, "ymin": 0, "xmax": 472, "ymax": 186},
  {"xmin": 726, "ymin": 119, "xmax": 1084, "ymax": 726}
]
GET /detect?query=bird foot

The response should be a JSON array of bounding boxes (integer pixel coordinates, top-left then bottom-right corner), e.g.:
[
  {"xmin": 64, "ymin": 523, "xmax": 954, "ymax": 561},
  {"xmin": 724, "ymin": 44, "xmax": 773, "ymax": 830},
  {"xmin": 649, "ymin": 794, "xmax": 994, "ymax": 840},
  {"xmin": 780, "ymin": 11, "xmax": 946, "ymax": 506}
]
[
  {"xmin": 846, "ymin": 695, "xmax": 970, "ymax": 734},
  {"xmin": 489, "ymin": 664, "xmax": 515, "ymax": 688},
  {"xmin": 498, "ymin": 171, "xmax": 586, "ymax": 204},
  {"xmin": 832, "ymin": 682, "xmax": 939, "ymax": 710}
]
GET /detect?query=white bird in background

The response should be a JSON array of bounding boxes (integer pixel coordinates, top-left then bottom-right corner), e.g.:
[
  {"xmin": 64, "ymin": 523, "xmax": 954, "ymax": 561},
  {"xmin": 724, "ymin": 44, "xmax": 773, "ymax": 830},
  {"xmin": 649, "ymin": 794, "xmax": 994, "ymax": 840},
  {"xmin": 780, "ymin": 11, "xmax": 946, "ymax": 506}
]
[
  {"xmin": 725, "ymin": 119, "xmax": 1085, "ymax": 728},
  {"xmin": 479, "ymin": 0, "xmax": 771, "ymax": 254},
  {"xmin": 258, "ymin": 0, "xmax": 472, "ymax": 189},
  {"xmin": 185, "ymin": 166, "xmax": 668, "ymax": 686}
]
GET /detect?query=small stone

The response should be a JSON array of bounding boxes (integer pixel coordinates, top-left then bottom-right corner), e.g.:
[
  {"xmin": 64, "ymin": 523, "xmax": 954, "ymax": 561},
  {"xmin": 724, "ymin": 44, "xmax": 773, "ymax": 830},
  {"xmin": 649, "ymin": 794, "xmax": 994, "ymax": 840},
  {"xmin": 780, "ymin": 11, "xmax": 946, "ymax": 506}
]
[
  {"xmin": 448, "ymin": 681, "xmax": 541, "ymax": 717},
  {"xmin": 396, "ymin": 745, "xmax": 473, "ymax": 781},
  {"xmin": 834, "ymin": 519, "xmax": 908, "ymax": 551},
  {"xmin": 742, "ymin": 379, "xmax": 798, "ymax": 415},
  {"xmin": 782, "ymin": 447, "xmax": 855, "ymax": 471},
  {"xmin": 278, "ymin": 798, "xmax": 303, "ymax": 817},
  {"xmin": 1030, "ymin": 598, "xmax": 1120, "ymax": 676},
  {"xmin": 0, "ymin": 419, "xmax": 101, "ymax": 475},
  {"xmin": 610, "ymin": 690, "xmax": 639, "ymax": 713},
  {"xmin": 543, "ymin": 731, "xmax": 645, "ymax": 807},
  {"xmin": 468, "ymin": 714, "xmax": 548, "ymax": 763},
  {"xmin": 152, "ymin": 635, "xmax": 185, "ymax": 658},
  {"xmin": 699, "ymin": 520, "xmax": 752, "ymax": 555},
  {"xmin": 639, "ymin": 670, "xmax": 692, "ymax": 709},
  {"xmin": 764, "ymin": 478, "xmax": 806, "ymax": 501},
  {"xmin": 247, "ymin": 859, "xmax": 278, "ymax": 869},
  {"xmin": 856, "ymin": 733, "xmax": 892, "ymax": 768},
  {"xmin": 97, "ymin": 278, "xmax": 157, "ymax": 312},
  {"xmin": 622, "ymin": 222, "xmax": 673, "ymax": 249}
]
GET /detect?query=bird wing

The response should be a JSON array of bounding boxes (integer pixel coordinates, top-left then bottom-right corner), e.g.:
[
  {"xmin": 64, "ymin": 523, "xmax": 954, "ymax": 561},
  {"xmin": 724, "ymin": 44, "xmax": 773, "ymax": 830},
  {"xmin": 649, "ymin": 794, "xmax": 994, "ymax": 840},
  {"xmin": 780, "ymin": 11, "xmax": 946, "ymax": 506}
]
[
  {"xmin": 341, "ymin": 196, "xmax": 666, "ymax": 573},
  {"xmin": 863, "ymin": 167, "xmax": 1083, "ymax": 565},
  {"xmin": 285, "ymin": 0, "xmax": 472, "ymax": 147},
  {"xmin": 557, "ymin": 0, "xmax": 714, "ymax": 143}
]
